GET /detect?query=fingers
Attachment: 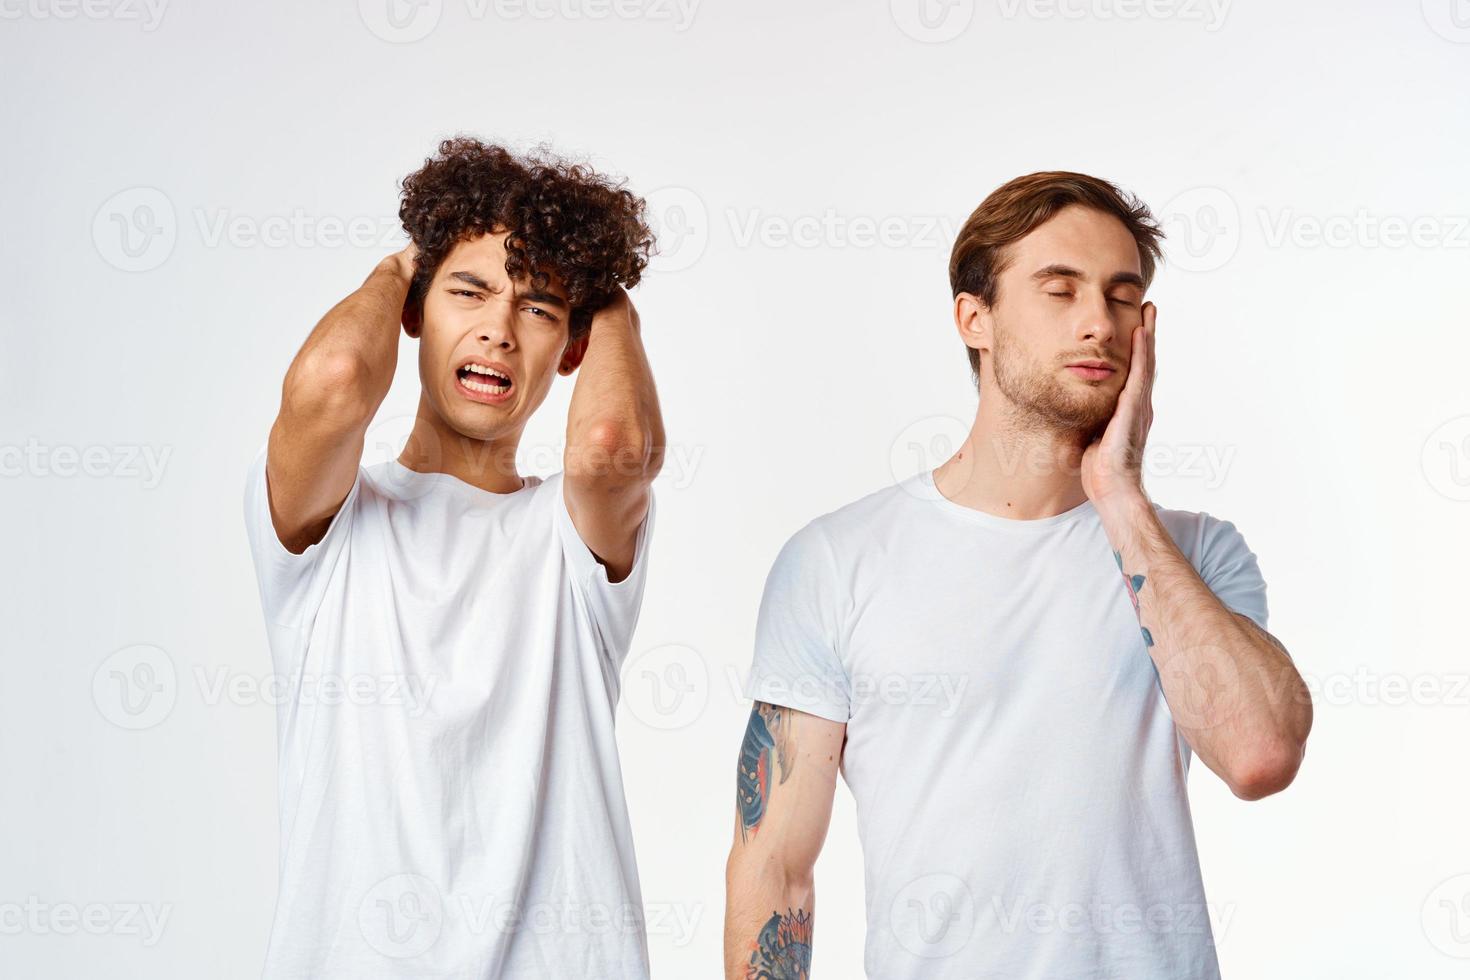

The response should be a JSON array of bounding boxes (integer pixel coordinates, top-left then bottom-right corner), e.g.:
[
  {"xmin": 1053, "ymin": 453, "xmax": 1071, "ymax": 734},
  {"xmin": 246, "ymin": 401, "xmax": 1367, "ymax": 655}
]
[
  {"xmin": 1141, "ymin": 302, "xmax": 1156, "ymax": 430},
  {"xmin": 1143, "ymin": 301, "xmax": 1157, "ymax": 395},
  {"xmin": 1123, "ymin": 313, "xmax": 1148, "ymax": 396}
]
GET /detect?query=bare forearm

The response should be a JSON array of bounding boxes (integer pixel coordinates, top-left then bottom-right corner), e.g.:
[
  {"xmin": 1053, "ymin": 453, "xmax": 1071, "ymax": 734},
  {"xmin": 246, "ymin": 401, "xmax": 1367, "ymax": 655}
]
[
  {"xmin": 266, "ymin": 254, "xmax": 413, "ymax": 552},
  {"xmin": 565, "ymin": 296, "xmax": 664, "ymax": 484},
  {"xmin": 722, "ymin": 703, "xmax": 837, "ymax": 977},
  {"xmin": 1100, "ymin": 497, "xmax": 1312, "ymax": 798},
  {"xmin": 724, "ymin": 859, "xmax": 814, "ymax": 980}
]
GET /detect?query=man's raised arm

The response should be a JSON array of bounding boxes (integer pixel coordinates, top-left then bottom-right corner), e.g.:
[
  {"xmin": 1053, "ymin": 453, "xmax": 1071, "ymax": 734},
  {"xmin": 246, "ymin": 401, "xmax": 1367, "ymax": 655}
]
[
  {"xmin": 724, "ymin": 702, "xmax": 844, "ymax": 979},
  {"xmin": 265, "ymin": 247, "xmax": 415, "ymax": 554},
  {"xmin": 1083, "ymin": 304, "xmax": 1313, "ymax": 800},
  {"xmin": 562, "ymin": 289, "xmax": 664, "ymax": 581}
]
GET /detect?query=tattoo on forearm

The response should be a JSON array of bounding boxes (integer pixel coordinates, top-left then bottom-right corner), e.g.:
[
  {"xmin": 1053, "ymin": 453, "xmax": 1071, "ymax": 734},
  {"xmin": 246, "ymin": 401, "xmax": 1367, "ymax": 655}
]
[
  {"xmin": 745, "ymin": 907, "xmax": 813, "ymax": 980},
  {"xmin": 1113, "ymin": 549, "xmax": 1154, "ymax": 647},
  {"xmin": 736, "ymin": 703, "xmax": 794, "ymax": 842}
]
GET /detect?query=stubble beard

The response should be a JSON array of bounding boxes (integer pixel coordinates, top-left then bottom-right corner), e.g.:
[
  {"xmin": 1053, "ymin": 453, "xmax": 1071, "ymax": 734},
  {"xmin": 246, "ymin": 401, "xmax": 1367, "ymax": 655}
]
[{"xmin": 989, "ymin": 327, "xmax": 1117, "ymax": 443}]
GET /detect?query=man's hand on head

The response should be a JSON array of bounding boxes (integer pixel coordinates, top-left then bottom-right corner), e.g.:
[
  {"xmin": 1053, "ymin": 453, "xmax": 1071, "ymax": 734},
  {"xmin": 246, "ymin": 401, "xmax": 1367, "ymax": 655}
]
[
  {"xmin": 590, "ymin": 287, "xmax": 640, "ymax": 334},
  {"xmin": 377, "ymin": 242, "xmax": 419, "ymax": 282},
  {"xmin": 1081, "ymin": 300, "xmax": 1156, "ymax": 514},
  {"xmin": 376, "ymin": 243, "xmax": 420, "ymax": 336}
]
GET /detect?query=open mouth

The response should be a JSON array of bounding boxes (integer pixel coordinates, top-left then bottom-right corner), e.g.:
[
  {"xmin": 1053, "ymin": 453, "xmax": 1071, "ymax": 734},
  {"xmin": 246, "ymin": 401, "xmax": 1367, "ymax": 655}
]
[{"xmin": 456, "ymin": 363, "xmax": 513, "ymax": 401}]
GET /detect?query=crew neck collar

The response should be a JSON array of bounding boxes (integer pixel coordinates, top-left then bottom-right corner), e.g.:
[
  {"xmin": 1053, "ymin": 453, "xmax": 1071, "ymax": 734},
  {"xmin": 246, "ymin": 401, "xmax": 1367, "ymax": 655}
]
[
  {"xmin": 907, "ymin": 468, "xmax": 1095, "ymax": 531},
  {"xmin": 382, "ymin": 458, "xmax": 537, "ymax": 499}
]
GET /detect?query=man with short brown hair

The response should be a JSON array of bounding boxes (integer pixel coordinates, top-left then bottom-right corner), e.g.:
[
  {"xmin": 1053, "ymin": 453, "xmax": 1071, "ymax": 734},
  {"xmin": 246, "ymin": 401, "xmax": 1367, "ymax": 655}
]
[{"xmin": 724, "ymin": 172, "xmax": 1312, "ymax": 979}]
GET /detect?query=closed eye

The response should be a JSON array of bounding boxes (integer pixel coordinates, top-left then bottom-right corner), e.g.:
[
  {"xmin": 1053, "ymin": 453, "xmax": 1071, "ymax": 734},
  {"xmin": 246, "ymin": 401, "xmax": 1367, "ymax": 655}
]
[
  {"xmin": 1047, "ymin": 291, "xmax": 1135, "ymax": 307},
  {"xmin": 449, "ymin": 289, "xmax": 482, "ymax": 299}
]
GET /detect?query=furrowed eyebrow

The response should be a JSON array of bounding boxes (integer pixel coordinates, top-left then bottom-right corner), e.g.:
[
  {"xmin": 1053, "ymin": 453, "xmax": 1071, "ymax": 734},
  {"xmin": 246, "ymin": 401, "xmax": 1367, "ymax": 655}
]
[
  {"xmin": 516, "ymin": 290, "xmax": 569, "ymax": 311},
  {"xmin": 1030, "ymin": 264, "xmax": 1145, "ymax": 289},
  {"xmin": 445, "ymin": 271, "xmax": 569, "ymax": 309},
  {"xmin": 447, "ymin": 271, "xmax": 499, "ymax": 291}
]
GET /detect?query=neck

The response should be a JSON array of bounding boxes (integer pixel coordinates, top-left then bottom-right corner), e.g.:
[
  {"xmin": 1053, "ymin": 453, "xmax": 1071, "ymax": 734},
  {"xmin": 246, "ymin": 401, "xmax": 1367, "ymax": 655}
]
[
  {"xmin": 932, "ymin": 388, "xmax": 1091, "ymax": 520},
  {"xmin": 396, "ymin": 395, "xmax": 525, "ymax": 494}
]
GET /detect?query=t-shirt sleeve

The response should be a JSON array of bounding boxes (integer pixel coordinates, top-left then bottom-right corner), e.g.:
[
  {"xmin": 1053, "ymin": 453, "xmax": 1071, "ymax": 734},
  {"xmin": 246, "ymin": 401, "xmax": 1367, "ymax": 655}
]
[
  {"xmin": 553, "ymin": 473, "xmax": 656, "ymax": 668},
  {"xmin": 742, "ymin": 522, "xmax": 851, "ymax": 723},
  {"xmin": 242, "ymin": 443, "xmax": 362, "ymax": 630},
  {"xmin": 1195, "ymin": 512, "xmax": 1269, "ymax": 631}
]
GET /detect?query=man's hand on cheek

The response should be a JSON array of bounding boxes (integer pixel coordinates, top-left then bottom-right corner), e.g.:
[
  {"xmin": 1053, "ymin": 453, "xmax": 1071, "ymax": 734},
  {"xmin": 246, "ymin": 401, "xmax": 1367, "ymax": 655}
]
[{"xmin": 1081, "ymin": 300, "xmax": 1156, "ymax": 512}]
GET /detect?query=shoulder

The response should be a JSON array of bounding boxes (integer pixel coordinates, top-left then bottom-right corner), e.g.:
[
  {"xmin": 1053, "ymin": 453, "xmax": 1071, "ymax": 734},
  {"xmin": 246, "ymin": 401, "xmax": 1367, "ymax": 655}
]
[
  {"xmin": 773, "ymin": 480, "xmax": 917, "ymax": 567},
  {"xmin": 529, "ymin": 470, "xmax": 566, "ymax": 513},
  {"xmin": 1150, "ymin": 502, "xmax": 1256, "ymax": 569}
]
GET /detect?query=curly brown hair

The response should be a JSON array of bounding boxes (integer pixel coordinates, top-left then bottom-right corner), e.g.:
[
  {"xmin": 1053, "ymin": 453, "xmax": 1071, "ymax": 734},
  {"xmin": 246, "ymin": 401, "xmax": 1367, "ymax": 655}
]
[{"xmin": 398, "ymin": 137, "xmax": 654, "ymax": 340}]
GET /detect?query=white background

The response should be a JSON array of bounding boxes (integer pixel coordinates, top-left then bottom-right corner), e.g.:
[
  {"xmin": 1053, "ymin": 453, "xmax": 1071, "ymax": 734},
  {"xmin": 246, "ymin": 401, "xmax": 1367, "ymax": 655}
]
[{"xmin": 2, "ymin": 0, "xmax": 1468, "ymax": 976}]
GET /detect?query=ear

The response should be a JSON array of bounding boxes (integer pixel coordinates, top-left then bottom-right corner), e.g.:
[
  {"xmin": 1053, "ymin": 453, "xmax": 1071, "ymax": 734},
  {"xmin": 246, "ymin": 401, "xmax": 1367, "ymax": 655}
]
[
  {"xmin": 954, "ymin": 291, "xmax": 993, "ymax": 361},
  {"xmin": 558, "ymin": 333, "xmax": 588, "ymax": 376},
  {"xmin": 402, "ymin": 298, "xmax": 423, "ymax": 339}
]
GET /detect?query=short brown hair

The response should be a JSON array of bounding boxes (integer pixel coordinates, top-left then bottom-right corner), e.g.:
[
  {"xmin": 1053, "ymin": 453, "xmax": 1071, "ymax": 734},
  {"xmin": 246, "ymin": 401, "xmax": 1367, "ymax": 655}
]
[{"xmin": 949, "ymin": 171, "xmax": 1165, "ymax": 379}]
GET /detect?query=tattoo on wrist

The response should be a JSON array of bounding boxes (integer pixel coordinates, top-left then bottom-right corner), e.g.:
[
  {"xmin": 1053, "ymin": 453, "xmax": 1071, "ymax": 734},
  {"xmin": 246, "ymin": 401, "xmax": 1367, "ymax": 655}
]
[
  {"xmin": 736, "ymin": 703, "xmax": 793, "ymax": 842},
  {"xmin": 1113, "ymin": 550, "xmax": 1154, "ymax": 647},
  {"xmin": 745, "ymin": 907, "xmax": 813, "ymax": 980}
]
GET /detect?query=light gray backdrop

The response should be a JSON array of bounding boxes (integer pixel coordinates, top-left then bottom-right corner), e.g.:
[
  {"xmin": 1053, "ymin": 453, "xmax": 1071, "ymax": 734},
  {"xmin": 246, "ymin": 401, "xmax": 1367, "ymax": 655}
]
[{"xmin": 2, "ymin": 0, "xmax": 1467, "ymax": 976}]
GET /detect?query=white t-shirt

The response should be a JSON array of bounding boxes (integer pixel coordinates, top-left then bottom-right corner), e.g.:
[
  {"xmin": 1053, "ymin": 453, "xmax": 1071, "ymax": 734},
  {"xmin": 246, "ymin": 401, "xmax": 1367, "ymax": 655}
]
[
  {"xmin": 243, "ymin": 446, "xmax": 655, "ymax": 979},
  {"xmin": 744, "ymin": 470, "xmax": 1269, "ymax": 980}
]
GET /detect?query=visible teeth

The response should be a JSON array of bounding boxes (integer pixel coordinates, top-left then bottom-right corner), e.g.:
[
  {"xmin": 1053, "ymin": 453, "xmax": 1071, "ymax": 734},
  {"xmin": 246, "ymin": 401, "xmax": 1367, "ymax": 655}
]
[
  {"xmin": 465, "ymin": 363, "xmax": 508, "ymax": 381},
  {"xmin": 462, "ymin": 377, "xmax": 509, "ymax": 394}
]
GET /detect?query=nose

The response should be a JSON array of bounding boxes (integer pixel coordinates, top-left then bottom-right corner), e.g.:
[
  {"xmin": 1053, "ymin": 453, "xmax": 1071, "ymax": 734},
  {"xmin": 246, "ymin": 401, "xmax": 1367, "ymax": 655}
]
[
  {"xmin": 1075, "ymin": 290, "xmax": 1116, "ymax": 347},
  {"xmin": 476, "ymin": 297, "xmax": 516, "ymax": 351}
]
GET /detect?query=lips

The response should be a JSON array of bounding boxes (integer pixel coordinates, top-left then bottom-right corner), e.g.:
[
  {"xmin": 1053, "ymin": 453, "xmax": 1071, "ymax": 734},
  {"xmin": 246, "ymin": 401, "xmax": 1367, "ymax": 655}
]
[
  {"xmin": 1064, "ymin": 359, "xmax": 1119, "ymax": 382},
  {"xmin": 454, "ymin": 357, "xmax": 514, "ymax": 404}
]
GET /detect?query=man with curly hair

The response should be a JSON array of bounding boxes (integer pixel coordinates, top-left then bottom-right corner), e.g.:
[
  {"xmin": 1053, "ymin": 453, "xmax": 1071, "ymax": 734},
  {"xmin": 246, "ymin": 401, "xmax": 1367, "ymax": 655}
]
[{"xmin": 243, "ymin": 138, "xmax": 663, "ymax": 978}]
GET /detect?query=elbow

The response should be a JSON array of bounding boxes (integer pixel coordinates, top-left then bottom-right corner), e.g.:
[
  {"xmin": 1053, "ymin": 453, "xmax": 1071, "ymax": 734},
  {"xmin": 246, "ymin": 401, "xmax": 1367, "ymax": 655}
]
[
  {"xmin": 725, "ymin": 844, "xmax": 815, "ymax": 899},
  {"xmin": 567, "ymin": 417, "xmax": 663, "ymax": 486},
  {"xmin": 283, "ymin": 349, "xmax": 377, "ymax": 427},
  {"xmin": 1226, "ymin": 739, "xmax": 1305, "ymax": 801}
]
